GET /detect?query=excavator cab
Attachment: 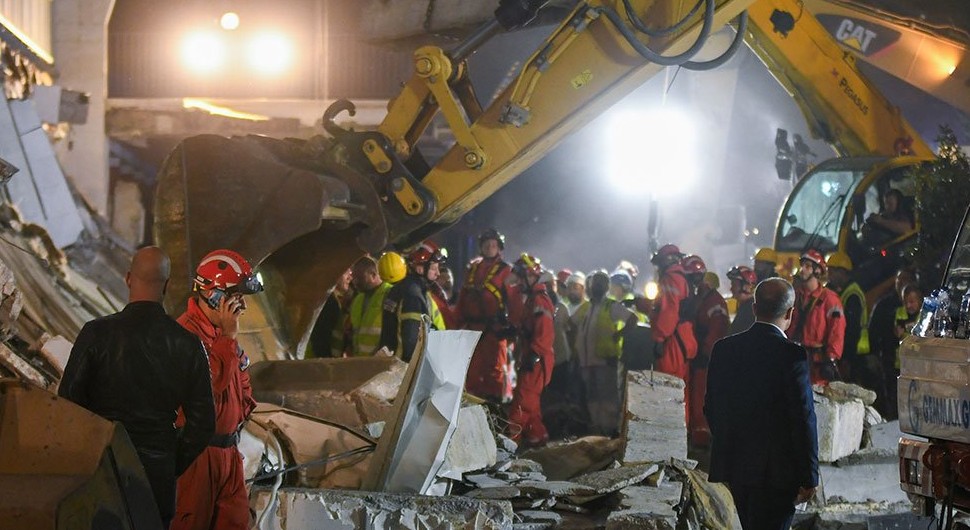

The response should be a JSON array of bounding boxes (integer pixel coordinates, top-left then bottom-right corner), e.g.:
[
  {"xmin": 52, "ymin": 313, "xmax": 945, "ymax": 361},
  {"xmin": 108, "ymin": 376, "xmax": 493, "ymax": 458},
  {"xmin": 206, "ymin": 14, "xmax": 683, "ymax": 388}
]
[{"xmin": 773, "ymin": 155, "xmax": 928, "ymax": 300}]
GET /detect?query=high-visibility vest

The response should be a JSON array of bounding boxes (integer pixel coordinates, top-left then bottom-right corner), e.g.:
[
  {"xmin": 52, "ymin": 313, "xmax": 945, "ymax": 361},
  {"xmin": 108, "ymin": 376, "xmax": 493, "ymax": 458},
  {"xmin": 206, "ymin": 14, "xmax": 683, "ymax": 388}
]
[
  {"xmin": 575, "ymin": 299, "xmax": 624, "ymax": 359},
  {"xmin": 840, "ymin": 282, "xmax": 870, "ymax": 355},
  {"xmin": 349, "ymin": 282, "xmax": 392, "ymax": 356}
]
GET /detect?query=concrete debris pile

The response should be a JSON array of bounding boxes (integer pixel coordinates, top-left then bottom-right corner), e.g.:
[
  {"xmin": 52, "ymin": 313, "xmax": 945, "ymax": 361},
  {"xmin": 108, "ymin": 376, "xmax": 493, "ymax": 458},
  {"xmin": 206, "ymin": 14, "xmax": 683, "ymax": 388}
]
[{"xmin": 0, "ymin": 206, "xmax": 125, "ymax": 389}]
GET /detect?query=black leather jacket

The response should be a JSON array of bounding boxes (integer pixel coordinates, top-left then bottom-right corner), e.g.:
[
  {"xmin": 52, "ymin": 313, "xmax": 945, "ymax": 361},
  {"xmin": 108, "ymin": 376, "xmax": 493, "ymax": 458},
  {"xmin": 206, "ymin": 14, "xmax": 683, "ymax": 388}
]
[{"xmin": 59, "ymin": 301, "xmax": 215, "ymax": 475}]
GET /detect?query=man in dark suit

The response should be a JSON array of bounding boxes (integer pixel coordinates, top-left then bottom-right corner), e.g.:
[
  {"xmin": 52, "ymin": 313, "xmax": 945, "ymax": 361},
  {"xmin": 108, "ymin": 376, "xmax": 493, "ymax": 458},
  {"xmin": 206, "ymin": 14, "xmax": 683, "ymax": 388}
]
[{"xmin": 705, "ymin": 278, "xmax": 818, "ymax": 530}]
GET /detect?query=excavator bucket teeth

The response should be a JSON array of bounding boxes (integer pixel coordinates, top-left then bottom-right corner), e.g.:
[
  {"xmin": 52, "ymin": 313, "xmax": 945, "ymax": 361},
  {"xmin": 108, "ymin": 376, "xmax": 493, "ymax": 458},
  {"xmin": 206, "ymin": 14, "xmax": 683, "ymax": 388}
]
[{"xmin": 154, "ymin": 134, "xmax": 385, "ymax": 358}]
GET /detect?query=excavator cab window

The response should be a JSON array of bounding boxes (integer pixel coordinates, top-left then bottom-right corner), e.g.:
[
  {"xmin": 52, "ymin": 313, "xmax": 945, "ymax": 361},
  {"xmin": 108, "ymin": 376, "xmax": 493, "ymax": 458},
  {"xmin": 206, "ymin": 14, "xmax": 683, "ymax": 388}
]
[{"xmin": 776, "ymin": 161, "xmax": 873, "ymax": 254}]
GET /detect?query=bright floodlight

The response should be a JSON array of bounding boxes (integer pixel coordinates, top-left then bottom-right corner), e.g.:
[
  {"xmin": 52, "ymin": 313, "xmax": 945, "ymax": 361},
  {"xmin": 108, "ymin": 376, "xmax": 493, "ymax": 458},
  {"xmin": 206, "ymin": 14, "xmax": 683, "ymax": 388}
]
[
  {"xmin": 182, "ymin": 31, "xmax": 226, "ymax": 73},
  {"xmin": 220, "ymin": 12, "xmax": 240, "ymax": 31},
  {"xmin": 246, "ymin": 32, "xmax": 293, "ymax": 76},
  {"xmin": 606, "ymin": 107, "xmax": 697, "ymax": 196}
]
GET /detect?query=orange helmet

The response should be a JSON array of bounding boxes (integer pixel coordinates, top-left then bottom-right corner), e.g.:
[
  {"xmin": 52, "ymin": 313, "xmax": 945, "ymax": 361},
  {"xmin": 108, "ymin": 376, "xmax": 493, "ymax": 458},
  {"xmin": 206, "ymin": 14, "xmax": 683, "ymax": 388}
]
[
  {"xmin": 407, "ymin": 240, "xmax": 447, "ymax": 266},
  {"xmin": 800, "ymin": 249, "xmax": 827, "ymax": 275},
  {"xmin": 681, "ymin": 255, "xmax": 707, "ymax": 275}
]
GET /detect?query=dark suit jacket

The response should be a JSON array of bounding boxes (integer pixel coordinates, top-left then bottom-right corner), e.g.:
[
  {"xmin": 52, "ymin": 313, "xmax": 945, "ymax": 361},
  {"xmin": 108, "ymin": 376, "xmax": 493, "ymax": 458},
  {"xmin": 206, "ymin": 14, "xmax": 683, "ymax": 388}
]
[{"xmin": 705, "ymin": 321, "xmax": 819, "ymax": 490}]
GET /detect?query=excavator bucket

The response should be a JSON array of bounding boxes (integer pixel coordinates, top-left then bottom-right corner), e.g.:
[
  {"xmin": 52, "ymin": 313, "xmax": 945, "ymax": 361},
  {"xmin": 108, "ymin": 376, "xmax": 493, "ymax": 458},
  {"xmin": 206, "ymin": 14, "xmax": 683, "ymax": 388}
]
[{"xmin": 154, "ymin": 134, "xmax": 390, "ymax": 359}]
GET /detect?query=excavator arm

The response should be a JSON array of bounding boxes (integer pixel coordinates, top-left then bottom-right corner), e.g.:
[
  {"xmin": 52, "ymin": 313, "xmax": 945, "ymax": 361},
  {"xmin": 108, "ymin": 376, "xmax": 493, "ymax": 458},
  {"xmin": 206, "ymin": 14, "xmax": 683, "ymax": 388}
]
[{"xmin": 156, "ymin": 0, "xmax": 756, "ymax": 357}]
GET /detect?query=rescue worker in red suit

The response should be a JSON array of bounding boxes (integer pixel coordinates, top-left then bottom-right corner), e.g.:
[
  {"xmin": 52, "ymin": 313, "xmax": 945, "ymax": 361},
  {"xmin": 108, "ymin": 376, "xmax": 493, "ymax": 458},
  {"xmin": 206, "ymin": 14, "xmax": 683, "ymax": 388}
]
[
  {"xmin": 682, "ymin": 255, "xmax": 729, "ymax": 449},
  {"xmin": 787, "ymin": 249, "xmax": 846, "ymax": 385},
  {"xmin": 171, "ymin": 249, "xmax": 262, "ymax": 530},
  {"xmin": 459, "ymin": 228, "xmax": 513, "ymax": 403},
  {"xmin": 649, "ymin": 244, "xmax": 698, "ymax": 383},
  {"xmin": 504, "ymin": 253, "xmax": 556, "ymax": 448}
]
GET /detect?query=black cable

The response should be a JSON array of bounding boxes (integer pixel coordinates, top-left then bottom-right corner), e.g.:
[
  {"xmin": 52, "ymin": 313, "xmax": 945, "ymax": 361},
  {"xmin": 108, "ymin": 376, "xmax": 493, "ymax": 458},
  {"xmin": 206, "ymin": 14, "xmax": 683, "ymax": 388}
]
[
  {"xmin": 622, "ymin": 0, "xmax": 705, "ymax": 37},
  {"xmin": 683, "ymin": 11, "xmax": 749, "ymax": 71},
  {"xmin": 245, "ymin": 445, "xmax": 375, "ymax": 484},
  {"xmin": 595, "ymin": 0, "xmax": 715, "ymax": 67}
]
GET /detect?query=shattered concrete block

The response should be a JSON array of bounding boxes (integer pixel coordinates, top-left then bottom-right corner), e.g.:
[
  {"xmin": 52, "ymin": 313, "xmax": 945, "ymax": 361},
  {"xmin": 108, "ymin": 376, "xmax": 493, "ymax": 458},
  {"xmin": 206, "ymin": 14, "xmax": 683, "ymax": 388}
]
[
  {"xmin": 518, "ymin": 510, "xmax": 562, "ymax": 525},
  {"xmin": 572, "ymin": 464, "xmax": 658, "ymax": 495},
  {"xmin": 819, "ymin": 457, "xmax": 908, "ymax": 505},
  {"xmin": 608, "ymin": 482, "xmax": 683, "ymax": 530},
  {"xmin": 466, "ymin": 473, "xmax": 513, "ymax": 488},
  {"xmin": 516, "ymin": 480, "xmax": 597, "ymax": 498},
  {"xmin": 823, "ymin": 382, "xmax": 877, "ymax": 406},
  {"xmin": 865, "ymin": 406, "xmax": 884, "ymax": 428},
  {"xmin": 251, "ymin": 488, "xmax": 514, "ymax": 529},
  {"xmin": 622, "ymin": 370, "xmax": 687, "ymax": 465},
  {"xmin": 441, "ymin": 405, "xmax": 498, "ymax": 479},
  {"xmin": 507, "ymin": 459, "xmax": 544, "ymax": 474},
  {"xmin": 465, "ymin": 486, "xmax": 522, "ymax": 500},
  {"xmin": 815, "ymin": 393, "xmax": 865, "ymax": 463}
]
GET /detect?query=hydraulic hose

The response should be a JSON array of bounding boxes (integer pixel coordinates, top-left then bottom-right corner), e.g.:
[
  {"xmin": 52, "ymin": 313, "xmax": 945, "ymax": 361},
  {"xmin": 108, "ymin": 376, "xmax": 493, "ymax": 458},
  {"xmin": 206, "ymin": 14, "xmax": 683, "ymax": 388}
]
[
  {"xmin": 622, "ymin": 0, "xmax": 705, "ymax": 37},
  {"xmin": 596, "ymin": 0, "xmax": 715, "ymax": 67},
  {"xmin": 683, "ymin": 11, "xmax": 749, "ymax": 71}
]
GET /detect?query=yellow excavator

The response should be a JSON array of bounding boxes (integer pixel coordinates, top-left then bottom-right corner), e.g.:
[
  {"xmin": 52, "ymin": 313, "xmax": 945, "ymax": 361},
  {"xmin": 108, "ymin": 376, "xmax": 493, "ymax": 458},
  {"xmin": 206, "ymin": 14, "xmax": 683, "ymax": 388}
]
[{"xmin": 151, "ymin": 0, "xmax": 943, "ymax": 362}]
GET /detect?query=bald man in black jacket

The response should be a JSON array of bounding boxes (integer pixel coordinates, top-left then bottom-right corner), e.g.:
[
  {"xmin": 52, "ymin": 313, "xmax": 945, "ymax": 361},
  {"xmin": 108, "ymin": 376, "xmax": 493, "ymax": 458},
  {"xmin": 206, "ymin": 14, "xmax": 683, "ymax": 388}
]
[{"xmin": 705, "ymin": 278, "xmax": 818, "ymax": 530}]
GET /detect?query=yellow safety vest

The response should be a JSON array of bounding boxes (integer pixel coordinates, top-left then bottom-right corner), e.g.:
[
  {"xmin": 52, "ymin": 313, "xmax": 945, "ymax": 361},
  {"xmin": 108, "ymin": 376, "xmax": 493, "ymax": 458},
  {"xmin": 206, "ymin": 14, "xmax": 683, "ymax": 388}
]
[
  {"xmin": 396, "ymin": 291, "xmax": 447, "ymax": 359},
  {"xmin": 575, "ymin": 299, "xmax": 624, "ymax": 359},
  {"xmin": 349, "ymin": 282, "xmax": 392, "ymax": 357},
  {"xmin": 840, "ymin": 282, "xmax": 870, "ymax": 355}
]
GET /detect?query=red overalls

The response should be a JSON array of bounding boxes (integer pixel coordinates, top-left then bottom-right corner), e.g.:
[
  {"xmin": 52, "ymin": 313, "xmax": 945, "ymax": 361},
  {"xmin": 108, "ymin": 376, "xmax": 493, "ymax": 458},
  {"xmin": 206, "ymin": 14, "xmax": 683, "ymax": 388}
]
[
  {"xmin": 651, "ymin": 264, "xmax": 698, "ymax": 382},
  {"xmin": 690, "ymin": 288, "xmax": 729, "ymax": 447},
  {"xmin": 171, "ymin": 298, "xmax": 256, "ymax": 530},
  {"xmin": 789, "ymin": 284, "xmax": 845, "ymax": 385},
  {"xmin": 506, "ymin": 283, "xmax": 556, "ymax": 446},
  {"xmin": 459, "ymin": 256, "xmax": 512, "ymax": 401}
]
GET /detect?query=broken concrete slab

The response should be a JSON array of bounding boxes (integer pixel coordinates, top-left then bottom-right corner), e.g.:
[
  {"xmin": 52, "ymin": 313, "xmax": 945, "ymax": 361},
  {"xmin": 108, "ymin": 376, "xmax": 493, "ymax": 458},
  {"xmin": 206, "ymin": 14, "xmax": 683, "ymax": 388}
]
[
  {"xmin": 869, "ymin": 421, "xmax": 923, "ymax": 453},
  {"xmin": 516, "ymin": 480, "xmax": 597, "ymax": 498},
  {"xmin": 819, "ymin": 458, "xmax": 908, "ymax": 505},
  {"xmin": 622, "ymin": 370, "xmax": 687, "ymax": 465},
  {"xmin": 466, "ymin": 473, "xmax": 513, "ymax": 489},
  {"xmin": 681, "ymin": 468, "xmax": 741, "ymax": 530},
  {"xmin": 520, "ymin": 436, "xmax": 624, "ymax": 480},
  {"xmin": 608, "ymin": 482, "xmax": 683, "ymax": 530},
  {"xmin": 465, "ymin": 486, "xmax": 522, "ymax": 500},
  {"xmin": 251, "ymin": 487, "xmax": 514, "ymax": 529},
  {"xmin": 441, "ymin": 405, "xmax": 498, "ymax": 479},
  {"xmin": 572, "ymin": 464, "xmax": 659, "ymax": 495},
  {"xmin": 815, "ymin": 393, "xmax": 865, "ymax": 463},
  {"xmin": 823, "ymin": 382, "xmax": 877, "ymax": 406},
  {"xmin": 519, "ymin": 510, "xmax": 563, "ymax": 525}
]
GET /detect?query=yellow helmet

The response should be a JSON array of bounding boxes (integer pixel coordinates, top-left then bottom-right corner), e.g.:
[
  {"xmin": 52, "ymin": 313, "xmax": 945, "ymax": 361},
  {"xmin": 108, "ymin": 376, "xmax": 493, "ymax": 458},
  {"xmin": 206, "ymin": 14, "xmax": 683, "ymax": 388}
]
[
  {"xmin": 702, "ymin": 271, "xmax": 720, "ymax": 290},
  {"xmin": 754, "ymin": 247, "xmax": 777, "ymax": 263},
  {"xmin": 378, "ymin": 252, "xmax": 407, "ymax": 283},
  {"xmin": 826, "ymin": 251, "xmax": 853, "ymax": 272}
]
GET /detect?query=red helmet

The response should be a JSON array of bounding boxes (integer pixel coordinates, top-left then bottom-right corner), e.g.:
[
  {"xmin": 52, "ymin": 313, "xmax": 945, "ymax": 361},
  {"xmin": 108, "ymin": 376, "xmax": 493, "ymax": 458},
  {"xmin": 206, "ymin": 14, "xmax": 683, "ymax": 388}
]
[
  {"xmin": 513, "ymin": 253, "xmax": 543, "ymax": 278},
  {"xmin": 407, "ymin": 240, "xmax": 448, "ymax": 266},
  {"xmin": 727, "ymin": 265, "xmax": 757, "ymax": 286},
  {"xmin": 556, "ymin": 269, "xmax": 573, "ymax": 285},
  {"xmin": 651, "ymin": 244, "xmax": 684, "ymax": 267},
  {"xmin": 194, "ymin": 249, "xmax": 263, "ymax": 295},
  {"xmin": 800, "ymin": 249, "xmax": 827, "ymax": 275},
  {"xmin": 681, "ymin": 255, "xmax": 707, "ymax": 275}
]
